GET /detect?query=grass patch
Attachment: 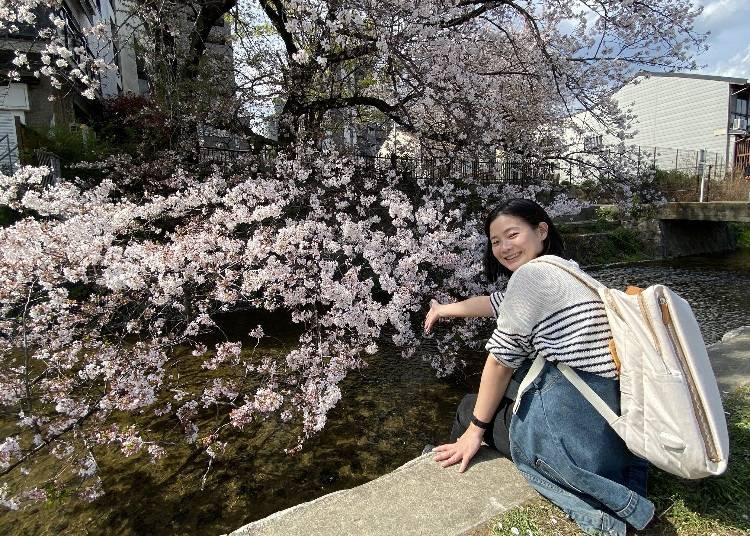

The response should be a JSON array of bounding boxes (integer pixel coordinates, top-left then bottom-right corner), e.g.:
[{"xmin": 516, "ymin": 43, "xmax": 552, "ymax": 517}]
[
  {"xmin": 490, "ymin": 499, "xmax": 581, "ymax": 536},
  {"xmin": 730, "ymin": 223, "xmax": 750, "ymax": 249},
  {"xmin": 489, "ymin": 386, "xmax": 750, "ymax": 535},
  {"xmin": 562, "ymin": 226, "xmax": 650, "ymax": 266}
]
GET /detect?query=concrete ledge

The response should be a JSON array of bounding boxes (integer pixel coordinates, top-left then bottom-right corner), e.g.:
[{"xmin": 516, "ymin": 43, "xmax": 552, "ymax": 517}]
[
  {"xmin": 709, "ymin": 326, "xmax": 750, "ymax": 393},
  {"xmin": 227, "ymin": 327, "xmax": 750, "ymax": 536},
  {"xmin": 226, "ymin": 449, "xmax": 535, "ymax": 536},
  {"xmin": 658, "ymin": 202, "xmax": 750, "ymax": 222}
]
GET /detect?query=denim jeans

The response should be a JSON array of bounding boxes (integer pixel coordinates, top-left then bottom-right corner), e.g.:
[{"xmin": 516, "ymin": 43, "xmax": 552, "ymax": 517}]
[{"xmin": 451, "ymin": 360, "xmax": 653, "ymax": 536}]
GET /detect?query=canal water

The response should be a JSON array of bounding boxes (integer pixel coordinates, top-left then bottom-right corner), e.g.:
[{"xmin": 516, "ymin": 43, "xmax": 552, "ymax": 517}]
[{"xmin": 8, "ymin": 251, "xmax": 749, "ymax": 535}]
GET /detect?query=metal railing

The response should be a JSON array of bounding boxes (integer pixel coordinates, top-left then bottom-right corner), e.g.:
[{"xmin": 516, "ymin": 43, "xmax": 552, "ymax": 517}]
[
  {"xmin": 352, "ymin": 154, "xmax": 556, "ymax": 186},
  {"xmin": 34, "ymin": 148, "xmax": 62, "ymax": 187},
  {"xmin": 198, "ymin": 146, "xmax": 556, "ymax": 186},
  {"xmin": 633, "ymin": 145, "xmax": 726, "ymax": 178},
  {"xmin": 0, "ymin": 134, "xmax": 18, "ymax": 174},
  {"xmin": 0, "ymin": 137, "xmax": 63, "ymax": 186},
  {"xmin": 199, "ymin": 147, "xmax": 252, "ymax": 164}
]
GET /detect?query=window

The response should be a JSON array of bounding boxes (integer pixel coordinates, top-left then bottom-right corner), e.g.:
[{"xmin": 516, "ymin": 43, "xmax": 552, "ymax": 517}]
[
  {"xmin": 583, "ymin": 134, "xmax": 603, "ymax": 152},
  {"xmin": 731, "ymin": 92, "xmax": 749, "ymax": 130},
  {"xmin": 737, "ymin": 96, "xmax": 748, "ymax": 116}
]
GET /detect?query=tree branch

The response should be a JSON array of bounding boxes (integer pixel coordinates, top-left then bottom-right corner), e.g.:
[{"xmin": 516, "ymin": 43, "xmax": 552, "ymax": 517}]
[{"xmin": 257, "ymin": 0, "xmax": 298, "ymax": 57}]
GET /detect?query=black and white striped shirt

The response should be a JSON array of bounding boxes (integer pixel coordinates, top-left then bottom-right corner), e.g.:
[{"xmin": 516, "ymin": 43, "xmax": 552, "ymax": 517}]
[{"xmin": 486, "ymin": 256, "xmax": 618, "ymax": 378}]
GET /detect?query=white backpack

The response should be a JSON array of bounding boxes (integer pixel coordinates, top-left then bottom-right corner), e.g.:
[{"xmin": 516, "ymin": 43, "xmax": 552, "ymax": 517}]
[{"xmin": 513, "ymin": 256, "xmax": 729, "ymax": 479}]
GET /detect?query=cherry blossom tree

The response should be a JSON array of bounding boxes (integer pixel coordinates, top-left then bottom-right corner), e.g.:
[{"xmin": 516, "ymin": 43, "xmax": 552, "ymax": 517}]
[
  {"xmin": 229, "ymin": 0, "xmax": 705, "ymax": 156},
  {"xmin": 0, "ymin": 0, "xmax": 704, "ymax": 510}
]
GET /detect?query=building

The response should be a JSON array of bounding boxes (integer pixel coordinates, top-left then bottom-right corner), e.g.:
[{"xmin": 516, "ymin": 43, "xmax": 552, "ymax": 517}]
[
  {"xmin": 0, "ymin": 0, "xmax": 235, "ymax": 173},
  {"xmin": 614, "ymin": 72, "xmax": 749, "ymax": 172},
  {"xmin": 566, "ymin": 72, "xmax": 750, "ymax": 183},
  {"xmin": 0, "ymin": 0, "xmax": 142, "ymax": 172}
]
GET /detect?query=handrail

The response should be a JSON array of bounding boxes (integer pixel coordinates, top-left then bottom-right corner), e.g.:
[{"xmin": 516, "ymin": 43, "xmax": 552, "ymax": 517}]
[{"xmin": 0, "ymin": 134, "xmax": 17, "ymax": 171}]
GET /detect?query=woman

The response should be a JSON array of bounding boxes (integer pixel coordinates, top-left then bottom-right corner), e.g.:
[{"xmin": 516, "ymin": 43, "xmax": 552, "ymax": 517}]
[{"xmin": 423, "ymin": 199, "xmax": 653, "ymax": 536}]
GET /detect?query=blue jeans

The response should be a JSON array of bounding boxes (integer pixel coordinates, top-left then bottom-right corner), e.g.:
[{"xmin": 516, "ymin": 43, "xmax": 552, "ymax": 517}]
[
  {"xmin": 511, "ymin": 361, "xmax": 653, "ymax": 535},
  {"xmin": 451, "ymin": 361, "xmax": 653, "ymax": 536}
]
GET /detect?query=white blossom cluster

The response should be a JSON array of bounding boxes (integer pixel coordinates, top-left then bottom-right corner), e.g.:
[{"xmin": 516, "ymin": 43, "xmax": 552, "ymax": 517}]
[
  {"xmin": 0, "ymin": 146, "xmax": 585, "ymax": 507},
  {"xmin": 1, "ymin": 0, "xmax": 116, "ymax": 98}
]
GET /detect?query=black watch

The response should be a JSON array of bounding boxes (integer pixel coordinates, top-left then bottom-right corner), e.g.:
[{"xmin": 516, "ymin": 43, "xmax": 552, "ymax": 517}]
[{"xmin": 471, "ymin": 414, "xmax": 491, "ymax": 429}]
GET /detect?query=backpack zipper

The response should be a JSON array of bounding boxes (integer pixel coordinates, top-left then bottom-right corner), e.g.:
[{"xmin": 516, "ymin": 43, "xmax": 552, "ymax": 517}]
[
  {"xmin": 658, "ymin": 296, "xmax": 721, "ymax": 463},
  {"xmin": 636, "ymin": 293, "xmax": 669, "ymax": 372}
]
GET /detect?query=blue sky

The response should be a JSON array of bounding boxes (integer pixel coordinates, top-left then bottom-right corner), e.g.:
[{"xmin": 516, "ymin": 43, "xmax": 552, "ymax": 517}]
[{"xmin": 694, "ymin": 0, "xmax": 750, "ymax": 78}]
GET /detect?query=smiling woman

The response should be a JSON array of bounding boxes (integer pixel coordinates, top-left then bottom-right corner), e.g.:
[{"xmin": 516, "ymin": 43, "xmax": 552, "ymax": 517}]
[
  {"xmin": 484, "ymin": 199, "xmax": 566, "ymax": 280},
  {"xmin": 489, "ymin": 214, "xmax": 547, "ymax": 272},
  {"xmin": 424, "ymin": 198, "xmax": 653, "ymax": 536}
]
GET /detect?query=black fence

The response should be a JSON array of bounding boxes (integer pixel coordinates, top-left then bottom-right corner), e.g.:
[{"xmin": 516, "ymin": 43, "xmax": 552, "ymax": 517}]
[
  {"xmin": 198, "ymin": 147, "xmax": 558, "ymax": 189},
  {"xmin": 353, "ymin": 154, "xmax": 557, "ymax": 187}
]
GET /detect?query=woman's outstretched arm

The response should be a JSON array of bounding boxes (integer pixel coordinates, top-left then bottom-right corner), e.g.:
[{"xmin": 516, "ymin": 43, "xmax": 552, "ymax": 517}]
[
  {"xmin": 423, "ymin": 296, "xmax": 494, "ymax": 333},
  {"xmin": 432, "ymin": 355, "xmax": 514, "ymax": 473}
]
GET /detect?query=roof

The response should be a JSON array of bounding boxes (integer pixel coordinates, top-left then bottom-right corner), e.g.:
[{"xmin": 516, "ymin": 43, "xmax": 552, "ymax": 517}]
[{"xmin": 638, "ymin": 71, "xmax": 749, "ymax": 86}]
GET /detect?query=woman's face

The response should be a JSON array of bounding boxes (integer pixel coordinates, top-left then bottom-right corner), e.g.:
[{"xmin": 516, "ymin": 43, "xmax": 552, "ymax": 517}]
[{"xmin": 489, "ymin": 214, "xmax": 548, "ymax": 272}]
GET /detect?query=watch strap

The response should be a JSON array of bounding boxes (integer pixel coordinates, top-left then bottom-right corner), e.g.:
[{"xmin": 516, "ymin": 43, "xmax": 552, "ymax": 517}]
[{"xmin": 471, "ymin": 414, "xmax": 491, "ymax": 429}]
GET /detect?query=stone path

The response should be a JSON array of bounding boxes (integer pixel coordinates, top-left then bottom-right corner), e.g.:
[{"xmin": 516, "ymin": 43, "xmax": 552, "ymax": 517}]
[
  {"xmin": 226, "ymin": 327, "xmax": 750, "ymax": 536},
  {"xmin": 709, "ymin": 326, "xmax": 750, "ymax": 393}
]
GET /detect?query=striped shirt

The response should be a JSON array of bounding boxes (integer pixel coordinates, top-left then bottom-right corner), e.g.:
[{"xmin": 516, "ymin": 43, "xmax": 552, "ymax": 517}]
[{"xmin": 486, "ymin": 256, "xmax": 617, "ymax": 378}]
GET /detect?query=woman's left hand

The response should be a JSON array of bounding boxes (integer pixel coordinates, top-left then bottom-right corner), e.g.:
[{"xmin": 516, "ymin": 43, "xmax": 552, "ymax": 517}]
[
  {"xmin": 431, "ymin": 425, "xmax": 484, "ymax": 473},
  {"xmin": 423, "ymin": 299, "xmax": 443, "ymax": 333}
]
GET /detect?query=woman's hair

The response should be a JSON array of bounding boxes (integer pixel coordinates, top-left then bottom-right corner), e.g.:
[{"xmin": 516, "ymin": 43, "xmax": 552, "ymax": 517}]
[{"xmin": 483, "ymin": 198, "xmax": 565, "ymax": 282}]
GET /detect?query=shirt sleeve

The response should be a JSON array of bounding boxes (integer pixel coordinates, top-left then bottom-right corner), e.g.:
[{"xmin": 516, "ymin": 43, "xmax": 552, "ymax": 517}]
[
  {"xmin": 489, "ymin": 291, "xmax": 504, "ymax": 318},
  {"xmin": 484, "ymin": 263, "xmax": 562, "ymax": 368}
]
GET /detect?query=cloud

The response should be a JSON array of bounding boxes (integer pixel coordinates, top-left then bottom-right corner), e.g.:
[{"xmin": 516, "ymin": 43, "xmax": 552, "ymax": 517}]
[
  {"xmin": 704, "ymin": 43, "xmax": 750, "ymax": 78},
  {"xmin": 697, "ymin": 0, "xmax": 750, "ymax": 33},
  {"xmin": 694, "ymin": 0, "xmax": 750, "ymax": 78}
]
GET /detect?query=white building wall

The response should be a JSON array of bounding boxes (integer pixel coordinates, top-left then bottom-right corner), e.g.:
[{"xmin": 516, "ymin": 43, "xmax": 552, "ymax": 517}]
[
  {"xmin": 0, "ymin": 83, "xmax": 30, "ymax": 169},
  {"xmin": 112, "ymin": 0, "xmax": 142, "ymax": 95},
  {"xmin": 58, "ymin": 0, "xmax": 141, "ymax": 98},
  {"xmin": 614, "ymin": 75, "xmax": 729, "ymax": 158}
]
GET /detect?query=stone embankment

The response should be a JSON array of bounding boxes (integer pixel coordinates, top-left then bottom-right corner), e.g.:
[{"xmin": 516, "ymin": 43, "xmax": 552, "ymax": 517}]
[
  {"xmin": 559, "ymin": 203, "xmax": 750, "ymax": 261},
  {"xmin": 226, "ymin": 327, "xmax": 750, "ymax": 536}
]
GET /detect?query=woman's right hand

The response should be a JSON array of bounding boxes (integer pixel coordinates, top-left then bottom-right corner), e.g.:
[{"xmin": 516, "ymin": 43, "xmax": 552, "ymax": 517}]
[
  {"xmin": 431, "ymin": 424, "xmax": 484, "ymax": 473},
  {"xmin": 424, "ymin": 299, "xmax": 443, "ymax": 333}
]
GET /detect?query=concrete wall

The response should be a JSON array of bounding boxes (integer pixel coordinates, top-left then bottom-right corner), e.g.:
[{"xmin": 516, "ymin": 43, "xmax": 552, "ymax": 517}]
[
  {"xmin": 24, "ymin": 78, "xmax": 75, "ymax": 131},
  {"xmin": 658, "ymin": 220, "xmax": 737, "ymax": 257},
  {"xmin": 658, "ymin": 202, "xmax": 750, "ymax": 223}
]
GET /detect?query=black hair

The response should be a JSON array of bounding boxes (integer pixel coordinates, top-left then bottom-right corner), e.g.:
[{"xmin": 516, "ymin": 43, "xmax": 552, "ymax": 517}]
[{"xmin": 483, "ymin": 198, "xmax": 566, "ymax": 282}]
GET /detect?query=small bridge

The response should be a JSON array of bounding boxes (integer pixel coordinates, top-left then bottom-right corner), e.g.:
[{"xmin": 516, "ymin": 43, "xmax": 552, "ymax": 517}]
[
  {"xmin": 655, "ymin": 202, "xmax": 750, "ymax": 257},
  {"xmin": 658, "ymin": 202, "xmax": 750, "ymax": 223}
]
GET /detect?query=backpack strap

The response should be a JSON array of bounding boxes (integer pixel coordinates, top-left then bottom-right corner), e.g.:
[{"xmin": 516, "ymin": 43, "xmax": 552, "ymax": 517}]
[
  {"xmin": 512, "ymin": 354, "xmax": 546, "ymax": 413},
  {"xmin": 557, "ymin": 363, "xmax": 621, "ymax": 425},
  {"xmin": 530, "ymin": 256, "xmax": 606, "ymax": 294},
  {"xmin": 512, "ymin": 356, "xmax": 621, "ymax": 425}
]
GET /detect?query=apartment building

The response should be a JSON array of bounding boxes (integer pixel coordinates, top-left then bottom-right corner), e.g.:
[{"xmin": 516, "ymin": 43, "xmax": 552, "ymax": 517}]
[
  {"xmin": 566, "ymin": 72, "xmax": 750, "ymax": 182},
  {"xmin": 615, "ymin": 72, "xmax": 749, "ymax": 170},
  {"xmin": 0, "ymin": 0, "xmax": 144, "ymax": 171},
  {"xmin": 0, "ymin": 0, "xmax": 234, "ymax": 172}
]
